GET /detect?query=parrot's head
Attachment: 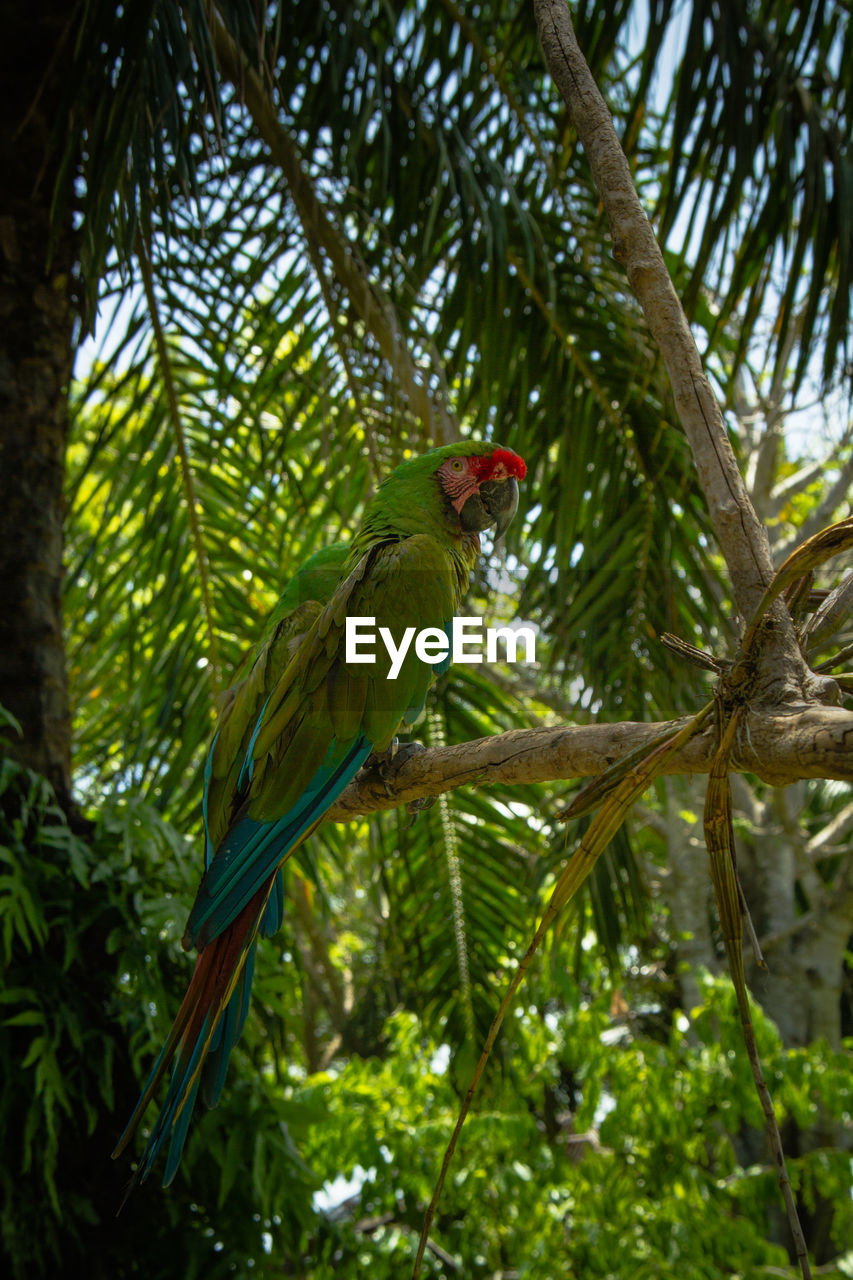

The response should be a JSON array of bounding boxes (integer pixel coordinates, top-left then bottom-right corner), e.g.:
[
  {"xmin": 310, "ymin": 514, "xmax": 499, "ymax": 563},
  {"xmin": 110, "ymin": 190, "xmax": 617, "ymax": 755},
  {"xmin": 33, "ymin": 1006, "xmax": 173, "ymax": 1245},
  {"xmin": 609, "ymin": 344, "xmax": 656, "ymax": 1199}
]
[
  {"xmin": 433, "ymin": 443, "xmax": 527, "ymax": 540},
  {"xmin": 352, "ymin": 441, "xmax": 526, "ymax": 556}
]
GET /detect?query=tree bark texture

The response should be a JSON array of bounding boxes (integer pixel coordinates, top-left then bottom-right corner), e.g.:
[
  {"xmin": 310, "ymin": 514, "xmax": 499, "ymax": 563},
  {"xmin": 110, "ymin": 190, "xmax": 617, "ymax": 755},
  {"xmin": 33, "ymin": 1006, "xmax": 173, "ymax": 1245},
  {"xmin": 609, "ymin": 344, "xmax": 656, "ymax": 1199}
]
[
  {"xmin": 0, "ymin": 1, "xmax": 76, "ymax": 806},
  {"xmin": 326, "ymin": 705, "xmax": 853, "ymax": 822}
]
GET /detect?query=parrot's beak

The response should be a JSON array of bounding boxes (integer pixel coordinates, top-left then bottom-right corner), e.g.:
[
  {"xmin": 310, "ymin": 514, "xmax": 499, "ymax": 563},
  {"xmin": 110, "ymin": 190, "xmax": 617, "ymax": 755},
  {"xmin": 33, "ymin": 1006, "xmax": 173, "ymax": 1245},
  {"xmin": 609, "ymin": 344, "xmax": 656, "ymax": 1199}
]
[
  {"xmin": 458, "ymin": 475, "xmax": 520, "ymax": 537},
  {"xmin": 480, "ymin": 475, "xmax": 519, "ymax": 540}
]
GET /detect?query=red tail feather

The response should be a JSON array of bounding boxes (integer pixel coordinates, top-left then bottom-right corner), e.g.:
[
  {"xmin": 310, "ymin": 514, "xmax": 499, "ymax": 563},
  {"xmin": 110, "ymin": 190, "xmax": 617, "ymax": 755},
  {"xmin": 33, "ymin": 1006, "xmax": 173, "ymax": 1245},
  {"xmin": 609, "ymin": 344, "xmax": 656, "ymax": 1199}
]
[{"xmin": 112, "ymin": 885, "xmax": 269, "ymax": 1167}]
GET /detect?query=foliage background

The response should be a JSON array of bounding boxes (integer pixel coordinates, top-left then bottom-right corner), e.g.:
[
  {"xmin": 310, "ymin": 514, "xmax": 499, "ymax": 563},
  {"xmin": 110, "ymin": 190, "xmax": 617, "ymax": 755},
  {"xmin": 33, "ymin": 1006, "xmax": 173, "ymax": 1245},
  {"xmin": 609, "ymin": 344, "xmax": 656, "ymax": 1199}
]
[{"xmin": 2, "ymin": 1, "xmax": 852, "ymax": 1277}]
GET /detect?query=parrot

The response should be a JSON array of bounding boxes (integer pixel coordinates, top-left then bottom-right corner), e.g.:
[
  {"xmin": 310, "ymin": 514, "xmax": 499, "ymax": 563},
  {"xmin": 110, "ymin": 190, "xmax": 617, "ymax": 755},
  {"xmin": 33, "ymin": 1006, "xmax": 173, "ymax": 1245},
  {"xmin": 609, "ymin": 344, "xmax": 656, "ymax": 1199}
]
[{"xmin": 112, "ymin": 440, "xmax": 526, "ymax": 1191}]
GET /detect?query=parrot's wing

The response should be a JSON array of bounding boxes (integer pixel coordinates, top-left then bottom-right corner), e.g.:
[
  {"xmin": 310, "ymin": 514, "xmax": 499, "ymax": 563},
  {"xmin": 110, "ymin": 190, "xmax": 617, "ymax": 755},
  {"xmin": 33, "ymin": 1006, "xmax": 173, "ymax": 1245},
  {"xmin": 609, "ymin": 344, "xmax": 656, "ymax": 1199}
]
[
  {"xmin": 185, "ymin": 533, "xmax": 459, "ymax": 951},
  {"xmin": 202, "ymin": 544, "xmax": 351, "ymax": 936},
  {"xmin": 203, "ymin": 541, "xmax": 351, "ymax": 858},
  {"xmin": 204, "ymin": 599, "xmax": 325, "ymax": 859}
]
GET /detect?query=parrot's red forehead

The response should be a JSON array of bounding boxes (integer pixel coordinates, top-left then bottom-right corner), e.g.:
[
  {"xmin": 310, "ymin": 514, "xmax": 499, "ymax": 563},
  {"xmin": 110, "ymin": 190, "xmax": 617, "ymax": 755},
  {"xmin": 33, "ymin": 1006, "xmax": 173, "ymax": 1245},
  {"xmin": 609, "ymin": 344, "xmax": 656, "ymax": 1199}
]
[{"xmin": 469, "ymin": 448, "xmax": 527, "ymax": 482}]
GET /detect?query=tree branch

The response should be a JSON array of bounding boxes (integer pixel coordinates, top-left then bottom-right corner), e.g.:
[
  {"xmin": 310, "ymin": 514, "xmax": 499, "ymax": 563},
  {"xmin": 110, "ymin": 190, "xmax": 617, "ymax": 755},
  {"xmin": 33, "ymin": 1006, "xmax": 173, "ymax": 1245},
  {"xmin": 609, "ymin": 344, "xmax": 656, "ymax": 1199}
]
[
  {"xmin": 325, "ymin": 705, "xmax": 853, "ymax": 822},
  {"xmin": 533, "ymin": 0, "xmax": 809, "ymax": 697},
  {"xmin": 807, "ymin": 798, "xmax": 853, "ymax": 859}
]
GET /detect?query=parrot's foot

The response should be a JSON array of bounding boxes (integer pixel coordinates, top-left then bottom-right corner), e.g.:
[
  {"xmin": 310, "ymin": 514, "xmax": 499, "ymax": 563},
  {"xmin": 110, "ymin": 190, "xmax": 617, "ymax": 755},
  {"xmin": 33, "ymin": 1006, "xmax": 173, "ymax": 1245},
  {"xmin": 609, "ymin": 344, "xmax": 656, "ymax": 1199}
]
[
  {"xmin": 387, "ymin": 744, "xmax": 436, "ymax": 821},
  {"xmin": 361, "ymin": 739, "xmax": 430, "ymax": 799},
  {"xmin": 363, "ymin": 738, "xmax": 399, "ymax": 776},
  {"xmin": 385, "ymin": 739, "xmax": 426, "ymax": 773},
  {"xmin": 358, "ymin": 741, "xmax": 435, "ymax": 823},
  {"xmin": 384, "ymin": 742, "xmax": 437, "ymax": 818},
  {"xmin": 405, "ymin": 793, "xmax": 436, "ymax": 817},
  {"xmin": 364, "ymin": 738, "xmax": 424, "ymax": 778}
]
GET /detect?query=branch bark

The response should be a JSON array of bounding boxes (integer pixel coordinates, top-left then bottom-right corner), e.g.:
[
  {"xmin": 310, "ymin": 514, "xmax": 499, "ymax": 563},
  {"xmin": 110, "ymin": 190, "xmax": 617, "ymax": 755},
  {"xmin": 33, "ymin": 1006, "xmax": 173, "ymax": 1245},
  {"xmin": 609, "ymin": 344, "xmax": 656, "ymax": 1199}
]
[
  {"xmin": 533, "ymin": 0, "xmax": 811, "ymax": 702},
  {"xmin": 325, "ymin": 704, "xmax": 853, "ymax": 822}
]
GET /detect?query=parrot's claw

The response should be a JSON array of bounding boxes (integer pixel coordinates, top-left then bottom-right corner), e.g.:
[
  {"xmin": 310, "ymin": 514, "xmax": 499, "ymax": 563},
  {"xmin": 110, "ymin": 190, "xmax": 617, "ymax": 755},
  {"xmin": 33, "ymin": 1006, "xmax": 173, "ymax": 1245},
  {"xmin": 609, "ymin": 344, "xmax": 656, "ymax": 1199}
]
[
  {"xmin": 386, "ymin": 739, "xmax": 426, "ymax": 772},
  {"xmin": 386, "ymin": 741, "xmax": 431, "ymax": 807},
  {"xmin": 363, "ymin": 738, "xmax": 399, "ymax": 777},
  {"xmin": 405, "ymin": 794, "xmax": 436, "ymax": 818},
  {"xmin": 360, "ymin": 739, "xmax": 427, "ymax": 797}
]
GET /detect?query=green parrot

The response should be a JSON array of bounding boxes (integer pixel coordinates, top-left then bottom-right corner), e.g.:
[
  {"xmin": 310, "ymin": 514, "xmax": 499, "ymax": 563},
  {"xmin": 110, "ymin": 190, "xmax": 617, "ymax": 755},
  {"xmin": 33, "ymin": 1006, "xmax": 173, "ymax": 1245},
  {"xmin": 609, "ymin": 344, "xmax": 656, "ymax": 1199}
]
[{"xmin": 112, "ymin": 441, "xmax": 526, "ymax": 1190}]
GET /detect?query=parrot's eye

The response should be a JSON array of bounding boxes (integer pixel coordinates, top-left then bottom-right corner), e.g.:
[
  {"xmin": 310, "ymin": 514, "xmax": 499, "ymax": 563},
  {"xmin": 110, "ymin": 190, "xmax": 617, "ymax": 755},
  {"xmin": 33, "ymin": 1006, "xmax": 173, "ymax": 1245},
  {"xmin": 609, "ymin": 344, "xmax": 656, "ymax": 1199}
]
[{"xmin": 450, "ymin": 459, "xmax": 465, "ymax": 472}]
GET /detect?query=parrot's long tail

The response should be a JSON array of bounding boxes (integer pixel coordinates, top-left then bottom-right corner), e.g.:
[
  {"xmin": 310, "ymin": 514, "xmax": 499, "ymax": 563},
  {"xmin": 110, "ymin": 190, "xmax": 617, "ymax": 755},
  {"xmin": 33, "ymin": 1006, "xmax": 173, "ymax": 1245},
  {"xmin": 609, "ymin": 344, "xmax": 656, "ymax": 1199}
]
[{"xmin": 112, "ymin": 882, "xmax": 269, "ymax": 1198}]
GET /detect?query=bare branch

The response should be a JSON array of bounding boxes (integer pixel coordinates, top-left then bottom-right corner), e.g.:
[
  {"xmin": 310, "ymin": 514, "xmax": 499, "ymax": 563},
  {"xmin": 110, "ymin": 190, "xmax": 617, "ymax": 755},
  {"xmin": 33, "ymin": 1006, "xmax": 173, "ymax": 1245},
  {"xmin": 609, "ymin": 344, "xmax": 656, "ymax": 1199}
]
[
  {"xmin": 807, "ymin": 798, "xmax": 853, "ymax": 859},
  {"xmin": 325, "ymin": 705, "xmax": 853, "ymax": 822}
]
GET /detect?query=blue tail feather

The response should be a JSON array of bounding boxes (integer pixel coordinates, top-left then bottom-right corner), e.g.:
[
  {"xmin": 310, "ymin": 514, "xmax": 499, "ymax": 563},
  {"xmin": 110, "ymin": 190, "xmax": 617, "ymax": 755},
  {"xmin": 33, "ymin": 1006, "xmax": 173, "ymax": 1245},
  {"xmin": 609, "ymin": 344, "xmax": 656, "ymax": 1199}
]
[
  {"xmin": 202, "ymin": 943, "xmax": 257, "ymax": 1109},
  {"xmin": 260, "ymin": 871, "xmax": 284, "ymax": 937},
  {"xmin": 134, "ymin": 1012, "xmax": 214, "ymax": 1186},
  {"xmin": 163, "ymin": 1077, "xmax": 201, "ymax": 1187},
  {"xmin": 187, "ymin": 734, "xmax": 371, "ymax": 948},
  {"xmin": 119, "ymin": 731, "xmax": 372, "ymax": 1193}
]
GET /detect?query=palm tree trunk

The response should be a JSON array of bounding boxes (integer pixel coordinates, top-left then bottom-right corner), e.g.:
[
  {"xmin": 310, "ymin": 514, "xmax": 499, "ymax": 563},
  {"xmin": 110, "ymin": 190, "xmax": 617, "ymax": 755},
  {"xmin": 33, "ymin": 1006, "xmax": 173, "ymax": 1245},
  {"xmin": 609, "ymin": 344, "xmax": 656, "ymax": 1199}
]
[{"xmin": 0, "ymin": 1, "xmax": 76, "ymax": 808}]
